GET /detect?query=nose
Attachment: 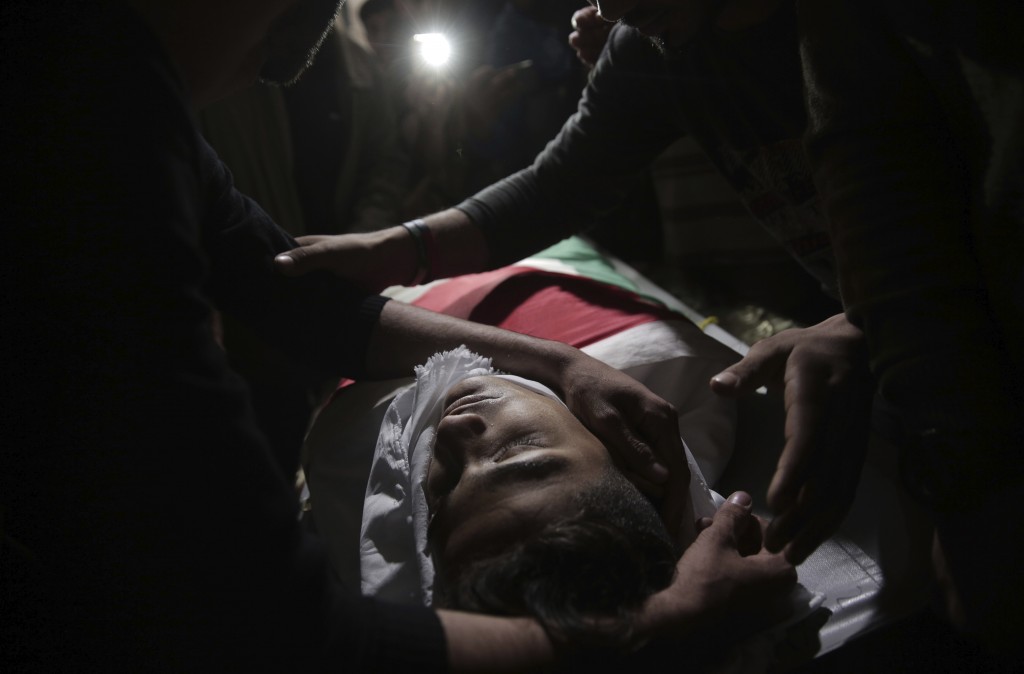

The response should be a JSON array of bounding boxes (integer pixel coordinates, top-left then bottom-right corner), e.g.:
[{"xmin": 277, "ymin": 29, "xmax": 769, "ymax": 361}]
[{"xmin": 435, "ymin": 412, "xmax": 488, "ymax": 465}]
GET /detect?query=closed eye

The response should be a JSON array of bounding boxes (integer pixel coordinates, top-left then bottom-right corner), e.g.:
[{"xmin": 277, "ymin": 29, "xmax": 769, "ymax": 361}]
[
  {"xmin": 492, "ymin": 434, "xmax": 544, "ymax": 462},
  {"xmin": 483, "ymin": 454, "xmax": 572, "ymax": 488}
]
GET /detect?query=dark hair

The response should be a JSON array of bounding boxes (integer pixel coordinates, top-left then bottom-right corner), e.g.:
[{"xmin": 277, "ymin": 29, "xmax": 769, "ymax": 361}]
[{"xmin": 433, "ymin": 469, "xmax": 677, "ymax": 646}]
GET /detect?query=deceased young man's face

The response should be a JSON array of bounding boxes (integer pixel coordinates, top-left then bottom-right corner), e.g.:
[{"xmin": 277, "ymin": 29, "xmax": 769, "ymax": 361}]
[{"xmin": 425, "ymin": 376, "xmax": 613, "ymax": 576}]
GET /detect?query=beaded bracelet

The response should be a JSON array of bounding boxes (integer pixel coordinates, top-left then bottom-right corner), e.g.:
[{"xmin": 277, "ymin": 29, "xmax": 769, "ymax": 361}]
[{"xmin": 401, "ymin": 219, "xmax": 432, "ymax": 286}]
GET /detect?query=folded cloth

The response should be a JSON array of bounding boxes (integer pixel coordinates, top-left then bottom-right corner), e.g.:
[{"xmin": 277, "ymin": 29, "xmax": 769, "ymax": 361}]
[
  {"xmin": 359, "ymin": 346, "xmax": 719, "ymax": 606},
  {"xmin": 359, "ymin": 346, "xmax": 494, "ymax": 604}
]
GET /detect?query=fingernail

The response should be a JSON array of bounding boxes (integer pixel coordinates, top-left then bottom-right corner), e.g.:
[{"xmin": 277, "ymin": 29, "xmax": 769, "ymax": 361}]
[
  {"xmin": 712, "ymin": 372, "xmax": 739, "ymax": 388},
  {"xmin": 728, "ymin": 491, "xmax": 752, "ymax": 507},
  {"xmin": 274, "ymin": 254, "xmax": 294, "ymax": 269}
]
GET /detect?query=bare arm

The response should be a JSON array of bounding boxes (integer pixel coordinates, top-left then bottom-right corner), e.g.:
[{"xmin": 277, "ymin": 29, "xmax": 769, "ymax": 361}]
[
  {"xmin": 275, "ymin": 208, "xmax": 488, "ymax": 291},
  {"xmin": 437, "ymin": 612, "xmax": 557, "ymax": 673}
]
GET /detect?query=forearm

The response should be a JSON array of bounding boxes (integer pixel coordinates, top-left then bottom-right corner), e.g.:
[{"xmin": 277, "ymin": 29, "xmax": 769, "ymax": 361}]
[
  {"xmin": 420, "ymin": 208, "xmax": 492, "ymax": 278},
  {"xmin": 365, "ymin": 300, "xmax": 577, "ymax": 391},
  {"xmin": 447, "ymin": 26, "xmax": 683, "ymax": 269},
  {"xmin": 438, "ymin": 610, "xmax": 557, "ymax": 673},
  {"xmin": 341, "ymin": 208, "xmax": 489, "ymax": 289},
  {"xmin": 455, "ymin": 169, "xmax": 581, "ymax": 268},
  {"xmin": 633, "ymin": 587, "xmax": 700, "ymax": 648},
  {"xmin": 437, "ymin": 605, "xmax": 687, "ymax": 672}
]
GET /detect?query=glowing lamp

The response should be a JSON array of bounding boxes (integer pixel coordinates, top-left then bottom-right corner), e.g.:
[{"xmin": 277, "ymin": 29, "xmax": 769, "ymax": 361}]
[{"xmin": 413, "ymin": 33, "xmax": 451, "ymax": 68}]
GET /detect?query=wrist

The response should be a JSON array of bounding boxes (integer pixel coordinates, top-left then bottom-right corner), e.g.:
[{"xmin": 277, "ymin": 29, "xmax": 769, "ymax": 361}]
[
  {"xmin": 535, "ymin": 340, "xmax": 578, "ymax": 399},
  {"xmin": 400, "ymin": 219, "xmax": 436, "ymax": 286},
  {"xmin": 377, "ymin": 225, "xmax": 419, "ymax": 287},
  {"xmin": 425, "ymin": 208, "xmax": 490, "ymax": 279},
  {"xmin": 633, "ymin": 587, "xmax": 698, "ymax": 649}
]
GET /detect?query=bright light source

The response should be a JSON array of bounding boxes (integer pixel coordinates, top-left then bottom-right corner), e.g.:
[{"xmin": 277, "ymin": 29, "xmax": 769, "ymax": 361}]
[{"xmin": 413, "ymin": 33, "xmax": 451, "ymax": 68}]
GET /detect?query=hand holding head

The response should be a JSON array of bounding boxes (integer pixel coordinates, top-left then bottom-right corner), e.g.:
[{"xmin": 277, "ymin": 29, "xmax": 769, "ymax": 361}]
[
  {"xmin": 637, "ymin": 491, "xmax": 797, "ymax": 646},
  {"xmin": 555, "ymin": 351, "xmax": 691, "ymax": 544}
]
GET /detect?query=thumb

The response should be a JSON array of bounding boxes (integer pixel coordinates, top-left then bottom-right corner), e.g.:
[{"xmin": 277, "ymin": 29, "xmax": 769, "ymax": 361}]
[
  {"xmin": 273, "ymin": 235, "xmax": 333, "ymax": 277},
  {"xmin": 702, "ymin": 491, "xmax": 755, "ymax": 547}
]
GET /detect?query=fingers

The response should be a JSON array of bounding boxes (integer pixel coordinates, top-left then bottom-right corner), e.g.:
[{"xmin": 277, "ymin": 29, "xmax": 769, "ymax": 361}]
[
  {"xmin": 562, "ymin": 359, "xmax": 694, "ymax": 544},
  {"xmin": 568, "ymin": 35, "xmax": 605, "ymax": 68},
  {"xmin": 591, "ymin": 396, "xmax": 690, "ymax": 540},
  {"xmin": 764, "ymin": 343, "xmax": 870, "ymax": 557},
  {"xmin": 767, "ymin": 368, "xmax": 828, "ymax": 515},
  {"xmin": 640, "ymin": 414, "xmax": 691, "ymax": 540},
  {"xmin": 704, "ymin": 493, "xmax": 796, "ymax": 588},
  {"xmin": 590, "ymin": 387, "xmax": 686, "ymax": 487},
  {"xmin": 648, "ymin": 493, "xmax": 796, "ymax": 641},
  {"xmin": 703, "ymin": 493, "xmax": 769, "ymax": 558},
  {"xmin": 595, "ymin": 406, "xmax": 670, "ymax": 483},
  {"xmin": 610, "ymin": 431, "xmax": 684, "ymax": 541},
  {"xmin": 780, "ymin": 506, "xmax": 835, "ymax": 565},
  {"xmin": 568, "ymin": 6, "xmax": 611, "ymax": 67},
  {"xmin": 709, "ymin": 336, "xmax": 789, "ymax": 398},
  {"xmin": 765, "ymin": 466, "xmax": 862, "ymax": 564},
  {"xmin": 273, "ymin": 235, "xmax": 333, "ymax": 277},
  {"xmin": 701, "ymin": 491, "xmax": 754, "ymax": 547},
  {"xmin": 763, "ymin": 504, "xmax": 804, "ymax": 557},
  {"xmin": 748, "ymin": 549, "xmax": 799, "ymax": 591},
  {"xmin": 570, "ymin": 5, "xmax": 604, "ymax": 31},
  {"xmin": 766, "ymin": 487, "xmax": 841, "ymax": 564},
  {"xmin": 736, "ymin": 512, "xmax": 766, "ymax": 557},
  {"xmin": 763, "ymin": 451, "xmax": 834, "ymax": 559}
]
